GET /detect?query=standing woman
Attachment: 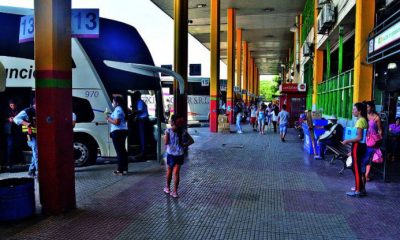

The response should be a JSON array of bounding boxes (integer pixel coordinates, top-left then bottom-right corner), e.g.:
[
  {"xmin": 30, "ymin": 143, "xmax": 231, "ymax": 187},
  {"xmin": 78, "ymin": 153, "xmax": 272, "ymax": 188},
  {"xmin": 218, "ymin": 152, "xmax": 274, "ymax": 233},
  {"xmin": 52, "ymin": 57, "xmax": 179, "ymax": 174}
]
[
  {"xmin": 256, "ymin": 104, "xmax": 266, "ymax": 134},
  {"xmin": 364, "ymin": 101, "xmax": 383, "ymax": 181},
  {"xmin": 271, "ymin": 105, "xmax": 279, "ymax": 133},
  {"xmin": 342, "ymin": 102, "xmax": 368, "ymax": 197},
  {"xmin": 106, "ymin": 96, "xmax": 129, "ymax": 175}
]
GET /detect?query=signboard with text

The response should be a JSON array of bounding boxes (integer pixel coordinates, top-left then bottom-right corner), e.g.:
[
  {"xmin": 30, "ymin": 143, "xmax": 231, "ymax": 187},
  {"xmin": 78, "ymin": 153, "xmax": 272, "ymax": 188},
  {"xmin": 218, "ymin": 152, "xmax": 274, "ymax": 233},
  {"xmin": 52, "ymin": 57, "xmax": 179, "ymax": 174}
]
[{"xmin": 19, "ymin": 9, "xmax": 99, "ymax": 43}]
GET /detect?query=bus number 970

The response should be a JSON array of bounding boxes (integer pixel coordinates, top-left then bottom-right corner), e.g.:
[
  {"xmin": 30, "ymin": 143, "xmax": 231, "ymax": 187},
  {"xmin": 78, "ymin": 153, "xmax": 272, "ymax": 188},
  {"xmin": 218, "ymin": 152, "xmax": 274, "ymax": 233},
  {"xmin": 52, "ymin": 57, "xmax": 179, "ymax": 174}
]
[{"xmin": 85, "ymin": 91, "xmax": 99, "ymax": 98}]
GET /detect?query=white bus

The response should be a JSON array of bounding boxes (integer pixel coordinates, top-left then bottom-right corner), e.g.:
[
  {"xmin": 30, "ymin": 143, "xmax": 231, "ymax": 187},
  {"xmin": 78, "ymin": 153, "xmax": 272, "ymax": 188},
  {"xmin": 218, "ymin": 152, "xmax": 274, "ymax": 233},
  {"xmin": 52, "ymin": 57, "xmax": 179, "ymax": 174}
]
[
  {"xmin": 0, "ymin": 7, "xmax": 165, "ymax": 167},
  {"xmin": 160, "ymin": 77, "xmax": 227, "ymax": 121}
]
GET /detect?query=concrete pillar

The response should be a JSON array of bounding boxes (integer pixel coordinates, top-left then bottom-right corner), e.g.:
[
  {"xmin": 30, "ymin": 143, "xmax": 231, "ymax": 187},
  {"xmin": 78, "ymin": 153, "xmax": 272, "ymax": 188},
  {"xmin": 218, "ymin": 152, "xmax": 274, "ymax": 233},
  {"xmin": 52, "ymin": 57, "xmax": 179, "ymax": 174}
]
[
  {"xmin": 173, "ymin": 0, "xmax": 188, "ymax": 123},
  {"xmin": 209, "ymin": 0, "xmax": 220, "ymax": 132},
  {"xmin": 34, "ymin": 0, "xmax": 75, "ymax": 215},
  {"xmin": 226, "ymin": 8, "xmax": 235, "ymax": 124},
  {"xmin": 353, "ymin": 0, "xmax": 375, "ymax": 102}
]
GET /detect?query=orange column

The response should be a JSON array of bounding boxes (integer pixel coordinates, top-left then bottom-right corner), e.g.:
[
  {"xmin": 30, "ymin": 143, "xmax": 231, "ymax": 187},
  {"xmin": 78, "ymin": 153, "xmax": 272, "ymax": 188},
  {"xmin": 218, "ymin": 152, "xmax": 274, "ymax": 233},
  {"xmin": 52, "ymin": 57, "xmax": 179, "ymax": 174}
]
[
  {"xmin": 247, "ymin": 49, "xmax": 252, "ymax": 105},
  {"xmin": 34, "ymin": 0, "xmax": 75, "ymax": 214},
  {"xmin": 249, "ymin": 58, "xmax": 254, "ymax": 103},
  {"xmin": 313, "ymin": 0, "xmax": 324, "ymax": 109},
  {"xmin": 242, "ymin": 41, "xmax": 248, "ymax": 105},
  {"xmin": 353, "ymin": 0, "xmax": 375, "ymax": 102},
  {"xmin": 234, "ymin": 29, "xmax": 242, "ymax": 124},
  {"xmin": 173, "ymin": 0, "xmax": 188, "ymax": 124},
  {"xmin": 209, "ymin": 0, "xmax": 220, "ymax": 132},
  {"xmin": 226, "ymin": 8, "xmax": 236, "ymax": 124}
]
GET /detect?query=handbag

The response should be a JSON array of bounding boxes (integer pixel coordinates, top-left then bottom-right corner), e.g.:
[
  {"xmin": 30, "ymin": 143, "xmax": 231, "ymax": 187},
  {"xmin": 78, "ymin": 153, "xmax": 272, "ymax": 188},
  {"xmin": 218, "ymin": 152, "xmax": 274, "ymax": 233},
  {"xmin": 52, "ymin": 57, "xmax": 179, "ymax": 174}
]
[
  {"xmin": 372, "ymin": 149, "xmax": 383, "ymax": 163},
  {"xmin": 366, "ymin": 133, "xmax": 382, "ymax": 147}
]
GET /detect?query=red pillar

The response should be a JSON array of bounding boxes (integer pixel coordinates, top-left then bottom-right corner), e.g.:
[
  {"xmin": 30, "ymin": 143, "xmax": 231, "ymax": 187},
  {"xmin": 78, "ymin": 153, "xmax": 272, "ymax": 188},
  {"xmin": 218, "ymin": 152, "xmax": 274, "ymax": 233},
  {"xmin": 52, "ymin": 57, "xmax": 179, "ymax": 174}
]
[{"xmin": 35, "ymin": 0, "xmax": 75, "ymax": 214}]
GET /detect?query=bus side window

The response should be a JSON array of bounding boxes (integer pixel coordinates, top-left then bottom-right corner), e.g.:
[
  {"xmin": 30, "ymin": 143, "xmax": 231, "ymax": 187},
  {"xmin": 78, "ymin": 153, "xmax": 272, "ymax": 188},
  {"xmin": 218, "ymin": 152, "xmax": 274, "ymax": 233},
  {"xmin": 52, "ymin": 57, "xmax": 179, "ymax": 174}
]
[{"xmin": 72, "ymin": 97, "xmax": 95, "ymax": 123}]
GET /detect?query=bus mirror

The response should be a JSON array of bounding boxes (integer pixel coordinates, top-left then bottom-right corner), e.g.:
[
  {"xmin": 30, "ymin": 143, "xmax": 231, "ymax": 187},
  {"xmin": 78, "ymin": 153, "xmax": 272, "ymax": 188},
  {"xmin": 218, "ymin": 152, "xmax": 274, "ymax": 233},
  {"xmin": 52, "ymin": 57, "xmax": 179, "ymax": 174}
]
[{"xmin": 0, "ymin": 61, "xmax": 6, "ymax": 92}]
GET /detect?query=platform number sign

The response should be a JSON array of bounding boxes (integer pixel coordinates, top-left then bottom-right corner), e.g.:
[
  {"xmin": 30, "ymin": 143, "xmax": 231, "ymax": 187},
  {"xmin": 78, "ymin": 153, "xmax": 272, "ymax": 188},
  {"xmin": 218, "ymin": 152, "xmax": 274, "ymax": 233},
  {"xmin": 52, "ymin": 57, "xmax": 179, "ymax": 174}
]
[
  {"xmin": 19, "ymin": 15, "xmax": 34, "ymax": 43},
  {"xmin": 71, "ymin": 9, "xmax": 99, "ymax": 38},
  {"xmin": 201, "ymin": 78, "xmax": 209, "ymax": 86},
  {"xmin": 19, "ymin": 9, "xmax": 99, "ymax": 43}
]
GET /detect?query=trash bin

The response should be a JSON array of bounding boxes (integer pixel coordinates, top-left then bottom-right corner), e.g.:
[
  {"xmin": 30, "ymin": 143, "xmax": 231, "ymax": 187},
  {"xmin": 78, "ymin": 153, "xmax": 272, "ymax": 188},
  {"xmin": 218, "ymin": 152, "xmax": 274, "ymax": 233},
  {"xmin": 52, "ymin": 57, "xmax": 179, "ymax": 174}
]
[{"xmin": 0, "ymin": 178, "xmax": 35, "ymax": 221}]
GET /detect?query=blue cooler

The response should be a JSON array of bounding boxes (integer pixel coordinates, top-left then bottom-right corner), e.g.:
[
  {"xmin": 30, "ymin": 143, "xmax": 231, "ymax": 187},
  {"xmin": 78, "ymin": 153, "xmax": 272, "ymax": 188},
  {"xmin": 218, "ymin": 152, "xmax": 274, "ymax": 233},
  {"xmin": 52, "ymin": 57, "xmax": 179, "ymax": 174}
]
[{"xmin": 344, "ymin": 127, "xmax": 366, "ymax": 143}]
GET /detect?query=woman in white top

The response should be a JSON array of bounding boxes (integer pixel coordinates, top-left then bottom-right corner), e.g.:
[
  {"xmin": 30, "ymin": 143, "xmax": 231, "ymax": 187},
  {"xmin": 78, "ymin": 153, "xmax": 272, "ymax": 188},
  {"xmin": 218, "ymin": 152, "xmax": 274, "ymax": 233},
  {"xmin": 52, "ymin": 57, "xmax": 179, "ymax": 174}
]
[
  {"xmin": 106, "ymin": 96, "xmax": 129, "ymax": 175},
  {"xmin": 271, "ymin": 105, "xmax": 279, "ymax": 133}
]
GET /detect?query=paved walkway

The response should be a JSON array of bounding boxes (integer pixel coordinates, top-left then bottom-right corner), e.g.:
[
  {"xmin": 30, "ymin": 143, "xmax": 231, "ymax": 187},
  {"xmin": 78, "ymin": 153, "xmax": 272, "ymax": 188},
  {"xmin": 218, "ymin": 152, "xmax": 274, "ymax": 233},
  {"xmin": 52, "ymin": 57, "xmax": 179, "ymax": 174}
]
[{"xmin": 1, "ymin": 125, "xmax": 400, "ymax": 239}]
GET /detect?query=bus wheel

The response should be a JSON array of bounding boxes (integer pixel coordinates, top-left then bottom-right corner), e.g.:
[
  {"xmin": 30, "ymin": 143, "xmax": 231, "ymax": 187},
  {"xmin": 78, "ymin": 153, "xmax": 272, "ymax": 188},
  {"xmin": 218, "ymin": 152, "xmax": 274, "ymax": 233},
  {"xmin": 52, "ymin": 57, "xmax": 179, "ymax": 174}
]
[{"xmin": 73, "ymin": 137, "xmax": 97, "ymax": 167}]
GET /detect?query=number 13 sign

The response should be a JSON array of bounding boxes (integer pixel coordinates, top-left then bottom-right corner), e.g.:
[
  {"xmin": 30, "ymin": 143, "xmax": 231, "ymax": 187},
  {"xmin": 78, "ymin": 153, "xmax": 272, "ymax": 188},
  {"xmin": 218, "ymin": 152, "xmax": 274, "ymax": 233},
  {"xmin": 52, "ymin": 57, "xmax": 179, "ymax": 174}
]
[{"xmin": 19, "ymin": 9, "xmax": 99, "ymax": 43}]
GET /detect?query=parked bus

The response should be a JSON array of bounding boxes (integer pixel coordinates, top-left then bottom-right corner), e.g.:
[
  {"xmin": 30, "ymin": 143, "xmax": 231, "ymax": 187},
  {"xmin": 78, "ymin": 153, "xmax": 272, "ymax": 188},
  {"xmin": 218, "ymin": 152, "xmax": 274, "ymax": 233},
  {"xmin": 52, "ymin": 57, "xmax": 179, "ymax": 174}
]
[
  {"xmin": 0, "ymin": 7, "xmax": 165, "ymax": 167},
  {"xmin": 159, "ymin": 77, "xmax": 226, "ymax": 121}
]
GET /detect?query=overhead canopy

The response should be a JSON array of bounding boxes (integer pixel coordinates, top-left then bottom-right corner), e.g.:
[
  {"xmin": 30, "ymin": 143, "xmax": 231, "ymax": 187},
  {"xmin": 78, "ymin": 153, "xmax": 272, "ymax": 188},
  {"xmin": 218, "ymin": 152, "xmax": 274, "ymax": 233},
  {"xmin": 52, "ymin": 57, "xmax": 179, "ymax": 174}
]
[{"xmin": 150, "ymin": 0, "xmax": 306, "ymax": 75}]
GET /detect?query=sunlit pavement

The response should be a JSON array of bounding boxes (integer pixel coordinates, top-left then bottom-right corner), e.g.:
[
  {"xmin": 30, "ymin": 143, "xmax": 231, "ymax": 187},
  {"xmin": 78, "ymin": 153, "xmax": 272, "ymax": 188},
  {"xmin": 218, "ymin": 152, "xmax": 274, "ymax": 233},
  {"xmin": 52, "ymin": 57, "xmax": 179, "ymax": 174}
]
[{"xmin": 1, "ymin": 125, "xmax": 400, "ymax": 239}]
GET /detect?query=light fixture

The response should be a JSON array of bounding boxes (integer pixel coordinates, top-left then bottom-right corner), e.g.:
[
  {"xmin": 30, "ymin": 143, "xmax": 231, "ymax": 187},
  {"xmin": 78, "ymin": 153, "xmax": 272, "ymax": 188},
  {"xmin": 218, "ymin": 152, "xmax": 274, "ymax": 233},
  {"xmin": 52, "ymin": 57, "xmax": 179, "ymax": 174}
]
[
  {"xmin": 388, "ymin": 62, "xmax": 397, "ymax": 70},
  {"xmin": 196, "ymin": 3, "xmax": 206, "ymax": 8},
  {"xmin": 263, "ymin": 7, "xmax": 275, "ymax": 12}
]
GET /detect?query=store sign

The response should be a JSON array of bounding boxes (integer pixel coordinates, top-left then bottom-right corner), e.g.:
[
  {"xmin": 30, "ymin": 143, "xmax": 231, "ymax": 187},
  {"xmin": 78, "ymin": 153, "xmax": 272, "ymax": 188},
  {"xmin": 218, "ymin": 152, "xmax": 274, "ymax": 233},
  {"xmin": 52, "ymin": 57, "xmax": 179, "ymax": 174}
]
[
  {"xmin": 372, "ymin": 21, "xmax": 400, "ymax": 53},
  {"xmin": 19, "ymin": 9, "xmax": 100, "ymax": 43},
  {"xmin": 281, "ymin": 83, "xmax": 301, "ymax": 92}
]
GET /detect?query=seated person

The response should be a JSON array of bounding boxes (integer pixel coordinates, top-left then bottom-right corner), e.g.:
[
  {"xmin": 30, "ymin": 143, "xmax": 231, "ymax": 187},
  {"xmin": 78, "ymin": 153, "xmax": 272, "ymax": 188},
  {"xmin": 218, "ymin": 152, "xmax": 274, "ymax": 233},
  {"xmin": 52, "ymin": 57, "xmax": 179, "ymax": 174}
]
[
  {"xmin": 388, "ymin": 117, "xmax": 400, "ymax": 161},
  {"xmin": 314, "ymin": 115, "xmax": 344, "ymax": 160}
]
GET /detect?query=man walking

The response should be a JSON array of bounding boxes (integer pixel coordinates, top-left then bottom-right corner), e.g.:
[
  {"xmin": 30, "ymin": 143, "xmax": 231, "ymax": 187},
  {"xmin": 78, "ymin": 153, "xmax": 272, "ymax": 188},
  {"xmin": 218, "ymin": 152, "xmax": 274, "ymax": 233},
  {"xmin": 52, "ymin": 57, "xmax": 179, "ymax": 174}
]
[{"xmin": 278, "ymin": 104, "xmax": 290, "ymax": 142}]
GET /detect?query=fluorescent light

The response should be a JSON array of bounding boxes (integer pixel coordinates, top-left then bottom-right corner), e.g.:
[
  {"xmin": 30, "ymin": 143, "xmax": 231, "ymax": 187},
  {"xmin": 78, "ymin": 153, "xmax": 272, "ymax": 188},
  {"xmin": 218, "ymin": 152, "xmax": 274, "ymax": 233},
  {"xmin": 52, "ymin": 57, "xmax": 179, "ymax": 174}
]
[{"xmin": 388, "ymin": 62, "xmax": 397, "ymax": 70}]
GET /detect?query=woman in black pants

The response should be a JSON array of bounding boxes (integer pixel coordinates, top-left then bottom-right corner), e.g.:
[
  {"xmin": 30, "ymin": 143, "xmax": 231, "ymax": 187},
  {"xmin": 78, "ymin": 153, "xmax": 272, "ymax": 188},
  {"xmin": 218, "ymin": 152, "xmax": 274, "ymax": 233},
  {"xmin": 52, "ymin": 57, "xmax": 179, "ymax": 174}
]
[
  {"xmin": 342, "ymin": 102, "xmax": 368, "ymax": 197},
  {"xmin": 106, "ymin": 96, "xmax": 129, "ymax": 175}
]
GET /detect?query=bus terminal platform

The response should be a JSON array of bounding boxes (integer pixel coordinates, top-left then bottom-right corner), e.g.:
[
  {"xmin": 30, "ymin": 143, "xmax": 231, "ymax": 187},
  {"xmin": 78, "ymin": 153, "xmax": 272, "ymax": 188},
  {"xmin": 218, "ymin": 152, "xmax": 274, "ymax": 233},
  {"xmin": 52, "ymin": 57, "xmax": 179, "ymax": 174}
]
[{"xmin": 1, "ymin": 125, "xmax": 400, "ymax": 240}]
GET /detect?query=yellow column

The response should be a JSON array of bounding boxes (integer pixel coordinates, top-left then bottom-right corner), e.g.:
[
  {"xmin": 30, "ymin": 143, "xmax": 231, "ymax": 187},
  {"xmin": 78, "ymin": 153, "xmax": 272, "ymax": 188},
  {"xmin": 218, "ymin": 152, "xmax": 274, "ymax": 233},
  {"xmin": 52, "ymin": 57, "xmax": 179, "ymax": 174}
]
[
  {"xmin": 173, "ymin": 0, "xmax": 188, "ymax": 123},
  {"xmin": 236, "ymin": 29, "xmax": 242, "ymax": 94},
  {"xmin": 227, "ymin": 8, "xmax": 236, "ymax": 123},
  {"xmin": 299, "ymin": 14, "xmax": 302, "ymax": 67},
  {"xmin": 312, "ymin": 0, "xmax": 324, "ymax": 110},
  {"xmin": 353, "ymin": 0, "xmax": 375, "ymax": 102},
  {"xmin": 242, "ymin": 41, "xmax": 248, "ymax": 104},
  {"xmin": 210, "ymin": 0, "xmax": 220, "ymax": 132},
  {"xmin": 35, "ymin": 0, "xmax": 75, "ymax": 215}
]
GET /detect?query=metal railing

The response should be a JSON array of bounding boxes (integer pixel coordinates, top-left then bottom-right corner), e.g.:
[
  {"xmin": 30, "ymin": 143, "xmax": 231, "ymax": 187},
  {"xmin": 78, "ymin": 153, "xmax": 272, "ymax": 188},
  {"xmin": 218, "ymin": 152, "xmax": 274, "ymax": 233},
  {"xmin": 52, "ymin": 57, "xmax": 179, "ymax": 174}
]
[{"xmin": 317, "ymin": 69, "xmax": 354, "ymax": 119}]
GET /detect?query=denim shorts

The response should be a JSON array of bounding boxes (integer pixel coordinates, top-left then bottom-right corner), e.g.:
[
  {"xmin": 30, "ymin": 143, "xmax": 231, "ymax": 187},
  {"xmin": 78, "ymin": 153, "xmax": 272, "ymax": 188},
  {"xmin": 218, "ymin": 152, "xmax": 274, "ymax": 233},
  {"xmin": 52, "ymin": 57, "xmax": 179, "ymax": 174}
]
[
  {"xmin": 167, "ymin": 154, "xmax": 184, "ymax": 168},
  {"xmin": 279, "ymin": 124, "xmax": 288, "ymax": 134}
]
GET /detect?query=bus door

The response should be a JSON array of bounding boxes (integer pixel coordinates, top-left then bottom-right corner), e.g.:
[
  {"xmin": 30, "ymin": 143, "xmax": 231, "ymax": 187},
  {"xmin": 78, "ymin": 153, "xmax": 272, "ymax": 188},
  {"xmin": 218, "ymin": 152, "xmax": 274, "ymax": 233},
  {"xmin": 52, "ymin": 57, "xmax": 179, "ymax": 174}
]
[{"xmin": 126, "ymin": 92, "xmax": 163, "ymax": 158}]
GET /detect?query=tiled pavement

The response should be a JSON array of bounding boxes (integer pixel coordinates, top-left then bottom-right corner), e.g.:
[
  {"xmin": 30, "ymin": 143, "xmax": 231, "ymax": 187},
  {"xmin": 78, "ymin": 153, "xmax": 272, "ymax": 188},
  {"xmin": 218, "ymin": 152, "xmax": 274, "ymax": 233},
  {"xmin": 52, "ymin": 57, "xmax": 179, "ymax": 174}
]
[{"xmin": 1, "ymin": 125, "xmax": 400, "ymax": 239}]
